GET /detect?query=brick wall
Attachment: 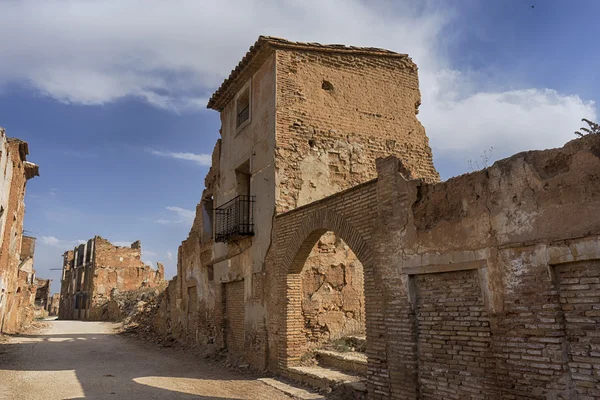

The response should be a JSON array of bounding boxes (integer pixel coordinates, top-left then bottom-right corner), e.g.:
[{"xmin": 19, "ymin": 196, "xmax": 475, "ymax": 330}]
[
  {"xmin": 0, "ymin": 138, "xmax": 37, "ymax": 334},
  {"xmin": 224, "ymin": 280, "xmax": 245, "ymax": 356},
  {"xmin": 556, "ymin": 260, "xmax": 600, "ymax": 399},
  {"xmin": 301, "ymin": 234, "xmax": 365, "ymax": 346},
  {"xmin": 263, "ymin": 135, "xmax": 600, "ymax": 399},
  {"xmin": 414, "ymin": 269, "xmax": 495, "ymax": 399},
  {"xmin": 274, "ymin": 48, "xmax": 438, "ymax": 214}
]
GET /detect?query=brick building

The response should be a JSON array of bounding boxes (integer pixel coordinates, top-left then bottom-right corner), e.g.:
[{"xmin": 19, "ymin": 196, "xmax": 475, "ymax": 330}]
[
  {"xmin": 34, "ymin": 278, "xmax": 51, "ymax": 309},
  {"xmin": 46, "ymin": 293, "xmax": 60, "ymax": 316},
  {"xmin": 154, "ymin": 35, "xmax": 439, "ymax": 366},
  {"xmin": 139, "ymin": 37, "xmax": 600, "ymax": 399},
  {"xmin": 58, "ymin": 236, "xmax": 165, "ymax": 320},
  {"xmin": 0, "ymin": 128, "xmax": 39, "ymax": 333}
]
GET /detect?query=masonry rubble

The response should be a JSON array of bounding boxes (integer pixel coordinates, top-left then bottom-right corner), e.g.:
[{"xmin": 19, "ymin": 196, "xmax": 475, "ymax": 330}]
[
  {"xmin": 119, "ymin": 36, "xmax": 600, "ymax": 399},
  {"xmin": 58, "ymin": 236, "xmax": 165, "ymax": 321},
  {"xmin": 34, "ymin": 278, "xmax": 51, "ymax": 309},
  {"xmin": 0, "ymin": 128, "xmax": 40, "ymax": 334},
  {"xmin": 46, "ymin": 293, "xmax": 60, "ymax": 316}
]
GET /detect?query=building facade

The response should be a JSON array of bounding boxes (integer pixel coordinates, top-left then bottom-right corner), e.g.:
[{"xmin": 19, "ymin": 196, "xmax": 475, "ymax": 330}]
[
  {"xmin": 0, "ymin": 128, "xmax": 39, "ymax": 333},
  {"xmin": 127, "ymin": 37, "xmax": 600, "ymax": 399},
  {"xmin": 156, "ymin": 36, "xmax": 439, "ymax": 363},
  {"xmin": 58, "ymin": 236, "xmax": 165, "ymax": 320}
]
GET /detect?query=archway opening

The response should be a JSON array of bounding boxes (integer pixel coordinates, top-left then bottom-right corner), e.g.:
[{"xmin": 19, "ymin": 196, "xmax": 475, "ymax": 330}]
[{"xmin": 283, "ymin": 230, "xmax": 368, "ymax": 381}]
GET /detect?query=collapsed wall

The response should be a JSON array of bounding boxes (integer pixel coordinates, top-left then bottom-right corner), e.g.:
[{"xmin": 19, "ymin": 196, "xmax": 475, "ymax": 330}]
[
  {"xmin": 58, "ymin": 237, "xmax": 165, "ymax": 321},
  {"xmin": 266, "ymin": 134, "xmax": 600, "ymax": 399}
]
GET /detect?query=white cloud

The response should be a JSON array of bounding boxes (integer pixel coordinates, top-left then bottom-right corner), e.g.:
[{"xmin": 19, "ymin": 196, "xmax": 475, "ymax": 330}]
[
  {"xmin": 40, "ymin": 236, "xmax": 60, "ymax": 246},
  {"xmin": 112, "ymin": 241, "xmax": 133, "ymax": 247},
  {"xmin": 154, "ymin": 206, "xmax": 195, "ymax": 225},
  {"xmin": 0, "ymin": 0, "xmax": 596, "ymax": 173},
  {"xmin": 167, "ymin": 251, "xmax": 173, "ymax": 260},
  {"xmin": 39, "ymin": 236, "xmax": 85, "ymax": 249},
  {"xmin": 144, "ymin": 250, "xmax": 158, "ymax": 258},
  {"xmin": 146, "ymin": 148, "xmax": 211, "ymax": 166}
]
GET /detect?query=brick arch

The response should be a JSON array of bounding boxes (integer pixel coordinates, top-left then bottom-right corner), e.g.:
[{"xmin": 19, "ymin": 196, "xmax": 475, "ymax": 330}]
[
  {"xmin": 278, "ymin": 208, "xmax": 376, "ymax": 368},
  {"xmin": 283, "ymin": 209, "xmax": 374, "ymax": 275}
]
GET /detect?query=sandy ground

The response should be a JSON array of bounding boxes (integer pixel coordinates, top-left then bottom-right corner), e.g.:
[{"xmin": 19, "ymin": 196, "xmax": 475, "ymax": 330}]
[{"xmin": 0, "ymin": 320, "xmax": 291, "ymax": 400}]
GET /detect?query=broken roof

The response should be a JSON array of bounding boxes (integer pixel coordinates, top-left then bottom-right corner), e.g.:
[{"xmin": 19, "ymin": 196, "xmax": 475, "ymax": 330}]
[{"xmin": 207, "ymin": 35, "xmax": 412, "ymax": 111}]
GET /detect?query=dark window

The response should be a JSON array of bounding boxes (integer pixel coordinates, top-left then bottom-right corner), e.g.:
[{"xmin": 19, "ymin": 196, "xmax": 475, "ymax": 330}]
[
  {"xmin": 236, "ymin": 85, "xmax": 250, "ymax": 129},
  {"xmin": 201, "ymin": 196, "xmax": 214, "ymax": 242}
]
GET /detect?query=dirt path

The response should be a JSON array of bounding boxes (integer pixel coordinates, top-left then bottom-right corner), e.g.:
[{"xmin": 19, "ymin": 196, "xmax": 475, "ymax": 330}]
[{"xmin": 0, "ymin": 320, "xmax": 291, "ymax": 400}]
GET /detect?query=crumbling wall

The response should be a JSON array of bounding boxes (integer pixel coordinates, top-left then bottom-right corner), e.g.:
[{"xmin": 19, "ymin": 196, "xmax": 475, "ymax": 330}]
[
  {"xmin": 266, "ymin": 134, "xmax": 600, "ymax": 399},
  {"xmin": 34, "ymin": 278, "xmax": 51, "ymax": 308},
  {"xmin": 47, "ymin": 293, "xmax": 60, "ymax": 316},
  {"xmin": 90, "ymin": 237, "xmax": 164, "ymax": 320},
  {"xmin": 301, "ymin": 233, "xmax": 365, "ymax": 346},
  {"xmin": 274, "ymin": 48, "xmax": 439, "ymax": 214},
  {"xmin": 273, "ymin": 47, "xmax": 436, "ymax": 354},
  {"xmin": 0, "ymin": 136, "xmax": 38, "ymax": 333},
  {"xmin": 58, "ymin": 250, "xmax": 74, "ymax": 320}
]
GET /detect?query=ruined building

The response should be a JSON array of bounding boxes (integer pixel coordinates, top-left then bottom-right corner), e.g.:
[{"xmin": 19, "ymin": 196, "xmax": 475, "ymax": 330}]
[
  {"xmin": 58, "ymin": 237, "xmax": 165, "ymax": 320},
  {"xmin": 34, "ymin": 278, "xmax": 51, "ymax": 310},
  {"xmin": 46, "ymin": 293, "xmax": 60, "ymax": 316},
  {"xmin": 139, "ymin": 37, "xmax": 600, "ymax": 399},
  {"xmin": 156, "ymin": 36, "xmax": 437, "ymax": 369},
  {"xmin": 0, "ymin": 128, "xmax": 39, "ymax": 333}
]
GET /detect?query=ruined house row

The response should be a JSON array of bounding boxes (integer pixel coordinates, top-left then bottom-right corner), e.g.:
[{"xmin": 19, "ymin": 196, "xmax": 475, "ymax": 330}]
[
  {"xmin": 0, "ymin": 127, "xmax": 41, "ymax": 334},
  {"xmin": 58, "ymin": 236, "xmax": 164, "ymax": 321},
  {"xmin": 127, "ymin": 36, "xmax": 600, "ymax": 400}
]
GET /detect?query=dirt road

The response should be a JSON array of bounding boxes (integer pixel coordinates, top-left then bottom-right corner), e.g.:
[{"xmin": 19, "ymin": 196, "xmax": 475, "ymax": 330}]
[{"xmin": 0, "ymin": 320, "xmax": 291, "ymax": 400}]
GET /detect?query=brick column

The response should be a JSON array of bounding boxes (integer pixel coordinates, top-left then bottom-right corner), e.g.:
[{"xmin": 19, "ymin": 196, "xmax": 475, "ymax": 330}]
[
  {"xmin": 281, "ymin": 273, "xmax": 303, "ymax": 368},
  {"xmin": 370, "ymin": 156, "xmax": 419, "ymax": 400}
]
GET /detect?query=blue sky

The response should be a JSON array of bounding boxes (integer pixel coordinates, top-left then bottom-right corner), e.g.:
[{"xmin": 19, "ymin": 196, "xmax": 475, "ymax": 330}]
[{"xmin": 0, "ymin": 0, "xmax": 597, "ymax": 293}]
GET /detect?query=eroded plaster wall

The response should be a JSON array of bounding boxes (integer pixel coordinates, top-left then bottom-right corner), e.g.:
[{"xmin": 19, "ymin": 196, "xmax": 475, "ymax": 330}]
[{"xmin": 0, "ymin": 136, "xmax": 38, "ymax": 334}]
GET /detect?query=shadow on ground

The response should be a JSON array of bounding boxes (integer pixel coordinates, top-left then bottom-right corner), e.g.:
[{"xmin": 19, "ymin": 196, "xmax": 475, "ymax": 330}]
[{"xmin": 0, "ymin": 321, "xmax": 282, "ymax": 400}]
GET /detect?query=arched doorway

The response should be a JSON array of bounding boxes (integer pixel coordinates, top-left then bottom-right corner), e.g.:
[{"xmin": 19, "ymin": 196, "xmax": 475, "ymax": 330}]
[{"xmin": 279, "ymin": 211, "xmax": 376, "ymax": 376}]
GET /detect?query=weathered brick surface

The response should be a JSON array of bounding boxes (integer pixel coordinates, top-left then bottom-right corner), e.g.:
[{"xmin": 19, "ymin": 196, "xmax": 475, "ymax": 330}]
[
  {"xmin": 274, "ymin": 48, "xmax": 438, "ymax": 213},
  {"xmin": 415, "ymin": 270, "xmax": 495, "ymax": 399},
  {"xmin": 58, "ymin": 236, "xmax": 164, "ymax": 320},
  {"xmin": 225, "ymin": 280, "xmax": 245, "ymax": 356},
  {"xmin": 0, "ymin": 131, "xmax": 39, "ymax": 334},
  {"xmin": 301, "ymin": 234, "xmax": 365, "ymax": 346},
  {"xmin": 130, "ymin": 37, "xmax": 600, "ymax": 400},
  {"xmin": 556, "ymin": 261, "xmax": 600, "ymax": 399}
]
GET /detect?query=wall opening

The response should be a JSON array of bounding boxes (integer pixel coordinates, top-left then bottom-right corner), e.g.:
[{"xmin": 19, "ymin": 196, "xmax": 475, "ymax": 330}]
[
  {"xmin": 235, "ymin": 83, "xmax": 251, "ymax": 130},
  {"xmin": 283, "ymin": 230, "xmax": 367, "ymax": 377},
  {"xmin": 201, "ymin": 196, "xmax": 214, "ymax": 243},
  {"xmin": 235, "ymin": 160, "xmax": 251, "ymax": 197}
]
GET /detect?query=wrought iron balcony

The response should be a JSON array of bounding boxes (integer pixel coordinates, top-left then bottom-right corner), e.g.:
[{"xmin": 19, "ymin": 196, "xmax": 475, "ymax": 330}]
[{"xmin": 215, "ymin": 195, "xmax": 255, "ymax": 243}]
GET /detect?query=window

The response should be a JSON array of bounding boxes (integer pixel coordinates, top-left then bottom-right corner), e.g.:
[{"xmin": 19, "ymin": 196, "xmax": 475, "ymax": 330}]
[
  {"xmin": 235, "ymin": 82, "xmax": 251, "ymax": 130},
  {"xmin": 235, "ymin": 160, "xmax": 251, "ymax": 197},
  {"xmin": 201, "ymin": 196, "xmax": 214, "ymax": 243}
]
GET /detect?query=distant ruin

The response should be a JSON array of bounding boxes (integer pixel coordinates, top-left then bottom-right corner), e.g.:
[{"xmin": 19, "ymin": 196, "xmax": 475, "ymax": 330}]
[{"xmin": 58, "ymin": 236, "xmax": 164, "ymax": 320}]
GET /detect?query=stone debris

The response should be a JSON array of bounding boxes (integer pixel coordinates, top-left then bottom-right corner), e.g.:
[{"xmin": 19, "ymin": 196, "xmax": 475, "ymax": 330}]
[{"xmin": 58, "ymin": 237, "xmax": 165, "ymax": 321}]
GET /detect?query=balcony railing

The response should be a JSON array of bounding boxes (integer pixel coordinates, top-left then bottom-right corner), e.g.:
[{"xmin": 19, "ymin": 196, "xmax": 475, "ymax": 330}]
[{"xmin": 215, "ymin": 195, "xmax": 255, "ymax": 243}]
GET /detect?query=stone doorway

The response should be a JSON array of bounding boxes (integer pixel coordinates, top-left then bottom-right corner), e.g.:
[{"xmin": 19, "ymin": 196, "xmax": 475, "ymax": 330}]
[{"xmin": 281, "ymin": 227, "xmax": 371, "ymax": 395}]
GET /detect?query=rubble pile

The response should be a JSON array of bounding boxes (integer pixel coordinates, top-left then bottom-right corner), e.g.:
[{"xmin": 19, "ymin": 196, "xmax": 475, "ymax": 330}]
[{"xmin": 104, "ymin": 283, "xmax": 169, "ymax": 340}]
